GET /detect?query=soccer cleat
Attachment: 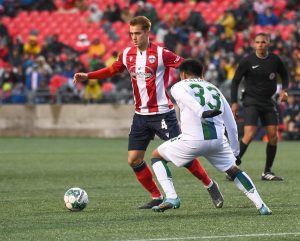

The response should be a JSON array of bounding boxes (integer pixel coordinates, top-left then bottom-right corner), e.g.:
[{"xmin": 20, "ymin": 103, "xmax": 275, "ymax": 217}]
[
  {"xmin": 138, "ymin": 198, "xmax": 163, "ymax": 209},
  {"xmin": 152, "ymin": 197, "xmax": 181, "ymax": 212},
  {"xmin": 261, "ymin": 172, "xmax": 284, "ymax": 181},
  {"xmin": 207, "ymin": 181, "xmax": 224, "ymax": 208},
  {"xmin": 258, "ymin": 204, "xmax": 272, "ymax": 215}
]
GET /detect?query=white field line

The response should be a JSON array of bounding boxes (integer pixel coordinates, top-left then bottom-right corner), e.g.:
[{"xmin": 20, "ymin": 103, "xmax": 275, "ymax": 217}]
[{"xmin": 122, "ymin": 232, "xmax": 300, "ymax": 241}]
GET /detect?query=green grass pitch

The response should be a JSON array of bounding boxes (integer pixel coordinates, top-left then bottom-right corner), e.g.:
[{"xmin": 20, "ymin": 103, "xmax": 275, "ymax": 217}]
[{"xmin": 0, "ymin": 138, "xmax": 299, "ymax": 241}]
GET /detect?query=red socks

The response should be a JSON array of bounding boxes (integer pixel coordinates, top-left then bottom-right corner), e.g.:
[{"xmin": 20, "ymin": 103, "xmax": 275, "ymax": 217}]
[
  {"xmin": 185, "ymin": 159, "xmax": 211, "ymax": 186},
  {"xmin": 133, "ymin": 161, "xmax": 161, "ymax": 198}
]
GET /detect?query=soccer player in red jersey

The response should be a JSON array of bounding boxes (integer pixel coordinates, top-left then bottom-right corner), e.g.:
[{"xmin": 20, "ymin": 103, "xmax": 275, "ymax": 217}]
[{"xmin": 73, "ymin": 16, "xmax": 223, "ymax": 209}]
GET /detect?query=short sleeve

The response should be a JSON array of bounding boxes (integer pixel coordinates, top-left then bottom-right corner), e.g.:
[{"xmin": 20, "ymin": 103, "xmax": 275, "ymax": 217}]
[
  {"xmin": 111, "ymin": 52, "xmax": 126, "ymax": 72},
  {"xmin": 162, "ymin": 48, "xmax": 184, "ymax": 68}
]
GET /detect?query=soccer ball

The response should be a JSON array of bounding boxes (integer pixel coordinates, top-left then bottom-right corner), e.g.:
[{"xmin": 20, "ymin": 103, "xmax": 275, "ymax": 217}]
[{"xmin": 64, "ymin": 187, "xmax": 88, "ymax": 211}]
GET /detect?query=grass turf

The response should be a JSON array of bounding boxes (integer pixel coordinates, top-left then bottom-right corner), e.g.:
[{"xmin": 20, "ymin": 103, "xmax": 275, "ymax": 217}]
[{"xmin": 0, "ymin": 138, "xmax": 299, "ymax": 241}]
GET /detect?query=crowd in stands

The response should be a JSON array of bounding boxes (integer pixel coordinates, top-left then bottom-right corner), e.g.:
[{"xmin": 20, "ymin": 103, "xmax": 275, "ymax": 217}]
[{"xmin": 0, "ymin": 0, "xmax": 299, "ymax": 139}]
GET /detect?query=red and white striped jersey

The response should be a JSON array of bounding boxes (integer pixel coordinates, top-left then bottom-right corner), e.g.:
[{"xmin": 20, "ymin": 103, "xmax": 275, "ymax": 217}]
[{"xmin": 112, "ymin": 43, "xmax": 184, "ymax": 115}]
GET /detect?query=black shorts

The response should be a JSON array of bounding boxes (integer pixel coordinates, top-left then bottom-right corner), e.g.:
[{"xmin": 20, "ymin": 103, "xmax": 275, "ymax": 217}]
[
  {"xmin": 128, "ymin": 110, "xmax": 181, "ymax": 150},
  {"xmin": 243, "ymin": 104, "xmax": 279, "ymax": 126}
]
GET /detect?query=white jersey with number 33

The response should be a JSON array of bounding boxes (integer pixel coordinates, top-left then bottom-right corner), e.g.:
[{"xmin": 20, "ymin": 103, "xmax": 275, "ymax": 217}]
[{"xmin": 171, "ymin": 78, "xmax": 239, "ymax": 156}]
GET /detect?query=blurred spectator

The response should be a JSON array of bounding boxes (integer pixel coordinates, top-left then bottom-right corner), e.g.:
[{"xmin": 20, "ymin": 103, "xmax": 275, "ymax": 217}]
[
  {"xmin": 88, "ymin": 38, "xmax": 106, "ymax": 58},
  {"xmin": 1, "ymin": 81, "xmax": 12, "ymax": 103},
  {"xmin": 23, "ymin": 35, "xmax": 41, "ymax": 57},
  {"xmin": 216, "ymin": 10, "xmax": 236, "ymax": 38},
  {"xmin": 25, "ymin": 63, "xmax": 43, "ymax": 91},
  {"xmin": 8, "ymin": 47, "xmax": 23, "ymax": 67},
  {"xmin": 144, "ymin": 3, "xmax": 160, "ymax": 31},
  {"xmin": 155, "ymin": 21, "xmax": 169, "ymax": 44},
  {"xmin": 102, "ymin": 3, "xmax": 122, "ymax": 22},
  {"xmin": 186, "ymin": 10, "xmax": 208, "ymax": 36},
  {"xmin": 87, "ymin": 4, "xmax": 102, "ymax": 23},
  {"xmin": 135, "ymin": 1, "xmax": 147, "ymax": 17},
  {"xmin": 0, "ymin": 35, "xmax": 8, "ymax": 61},
  {"xmin": 35, "ymin": 55, "xmax": 53, "ymax": 80},
  {"xmin": 205, "ymin": 63, "xmax": 219, "ymax": 87},
  {"xmin": 233, "ymin": 0, "xmax": 253, "ymax": 31},
  {"xmin": 253, "ymin": 0, "xmax": 266, "ymax": 15},
  {"xmin": 256, "ymin": 6, "xmax": 279, "ymax": 26},
  {"xmin": 75, "ymin": 33, "xmax": 90, "ymax": 53},
  {"xmin": 12, "ymin": 36, "xmax": 24, "ymax": 56},
  {"xmin": 74, "ymin": 0, "xmax": 87, "ymax": 12},
  {"xmin": 163, "ymin": 26, "xmax": 181, "ymax": 52},
  {"xmin": 282, "ymin": 94, "xmax": 300, "ymax": 140},
  {"xmin": 121, "ymin": 5, "xmax": 133, "ymax": 23},
  {"xmin": 84, "ymin": 78, "xmax": 102, "ymax": 103},
  {"xmin": 41, "ymin": 34, "xmax": 73, "ymax": 57},
  {"xmin": 89, "ymin": 55, "xmax": 105, "ymax": 72},
  {"xmin": 0, "ymin": 17, "xmax": 9, "ymax": 39},
  {"xmin": 105, "ymin": 51, "xmax": 118, "ymax": 67},
  {"xmin": 60, "ymin": 61, "xmax": 74, "ymax": 79},
  {"xmin": 2, "ymin": 0, "xmax": 19, "ymax": 17},
  {"xmin": 11, "ymin": 82, "xmax": 26, "ymax": 103}
]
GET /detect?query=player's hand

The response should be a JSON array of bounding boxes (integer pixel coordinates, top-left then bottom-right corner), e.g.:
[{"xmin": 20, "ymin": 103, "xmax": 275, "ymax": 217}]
[
  {"xmin": 231, "ymin": 103, "xmax": 238, "ymax": 119},
  {"xmin": 279, "ymin": 90, "xmax": 288, "ymax": 102},
  {"xmin": 235, "ymin": 155, "xmax": 242, "ymax": 166},
  {"xmin": 73, "ymin": 73, "xmax": 88, "ymax": 84},
  {"xmin": 202, "ymin": 109, "xmax": 222, "ymax": 118}
]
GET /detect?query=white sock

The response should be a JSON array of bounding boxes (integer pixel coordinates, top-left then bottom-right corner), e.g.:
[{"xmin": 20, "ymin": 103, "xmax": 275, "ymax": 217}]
[
  {"xmin": 152, "ymin": 160, "xmax": 178, "ymax": 199},
  {"xmin": 233, "ymin": 171, "xmax": 265, "ymax": 209}
]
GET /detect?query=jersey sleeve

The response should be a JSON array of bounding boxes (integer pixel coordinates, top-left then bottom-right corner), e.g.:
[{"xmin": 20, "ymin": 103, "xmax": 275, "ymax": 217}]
[
  {"xmin": 171, "ymin": 84, "xmax": 205, "ymax": 118},
  {"xmin": 162, "ymin": 48, "xmax": 184, "ymax": 68},
  {"xmin": 231, "ymin": 58, "xmax": 248, "ymax": 103},
  {"xmin": 111, "ymin": 51, "xmax": 126, "ymax": 73},
  {"xmin": 87, "ymin": 52, "xmax": 126, "ymax": 79},
  {"xmin": 221, "ymin": 93, "xmax": 240, "ymax": 156}
]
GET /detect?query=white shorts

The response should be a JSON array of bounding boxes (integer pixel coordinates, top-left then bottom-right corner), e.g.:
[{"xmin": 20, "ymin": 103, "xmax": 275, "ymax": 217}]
[{"xmin": 157, "ymin": 135, "xmax": 235, "ymax": 172}]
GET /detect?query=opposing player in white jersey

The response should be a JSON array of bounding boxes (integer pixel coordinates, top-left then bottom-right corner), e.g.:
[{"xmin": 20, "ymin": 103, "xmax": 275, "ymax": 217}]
[
  {"xmin": 73, "ymin": 16, "xmax": 223, "ymax": 209},
  {"xmin": 151, "ymin": 59, "xmax": 272, "ymax": 215}
]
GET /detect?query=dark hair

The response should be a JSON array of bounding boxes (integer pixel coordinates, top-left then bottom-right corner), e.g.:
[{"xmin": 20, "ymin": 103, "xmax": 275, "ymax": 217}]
[
  {"xmin": 179, "ymin": 59, "xmax": 203, "ymax": 77},
  {"xmin": 129, "ymin": 16, "xmax": 151, "ymax": 31}
]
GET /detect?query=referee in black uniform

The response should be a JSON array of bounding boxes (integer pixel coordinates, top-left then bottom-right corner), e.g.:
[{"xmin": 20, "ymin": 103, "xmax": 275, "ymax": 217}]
[{"xmin": 230, "ymin": 32, "xmax": 289, "ymax": 181}]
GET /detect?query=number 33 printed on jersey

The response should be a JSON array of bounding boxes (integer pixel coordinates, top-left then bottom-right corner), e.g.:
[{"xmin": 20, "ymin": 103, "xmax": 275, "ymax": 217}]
[{"xmin": 189, "ymin": 84, "xmax": 221, "ymax": 111}]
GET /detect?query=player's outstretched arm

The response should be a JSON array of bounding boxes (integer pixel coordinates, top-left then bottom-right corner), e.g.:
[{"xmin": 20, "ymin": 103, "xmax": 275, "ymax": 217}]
[{"xmin": 73, "ymin": 73, "xmax": 88, "ymax": 84}]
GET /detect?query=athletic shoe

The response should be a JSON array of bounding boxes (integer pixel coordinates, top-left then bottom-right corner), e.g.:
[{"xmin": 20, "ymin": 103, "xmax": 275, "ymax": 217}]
[
  {"xmin": 207, "ymin": 181, "xmax": 224, "ymax": 208},
  {"xmin": 152, "ymin": 197, "xmax": 181, "ymax": 212},
  {"xmin": 138, "ymin": 198, "xmax": 163, "ymax": 209},
  {"xmin": 258, "ymin": 204, "xmax": 272, "ymax": 215},
  {"xmin": 261, "ymin": 172, "xmax": 284, "ymax": 181}
]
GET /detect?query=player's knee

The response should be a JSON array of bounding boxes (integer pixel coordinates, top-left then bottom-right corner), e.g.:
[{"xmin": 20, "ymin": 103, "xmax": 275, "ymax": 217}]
[
  {"xmin": 268, "ymin": 134, "xmax": 278, "ymax": 145},
  {"xmin": 244, "ymin": 131, "xmax": 255, "ymax": 140},
  {"xmin": 151, "ymin": 149, "xmax": 161, "ymax": 158},
  {"xmin": 127, "ymin": 156, "xmax": 143, "ymax": 167},
  {"xmin": 226, "ymin": 165, "xmax": 240, "ymax": 178}
]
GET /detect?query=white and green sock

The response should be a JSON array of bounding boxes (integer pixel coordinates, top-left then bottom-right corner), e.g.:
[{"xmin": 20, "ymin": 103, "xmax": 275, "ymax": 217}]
[
  {"xmin": 233, "ymin": 171, "xmax": 265, "ymax": 209},
  {"xmin": 151, "ymin": 158, "xmax": 177, "ymax": 199}
]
